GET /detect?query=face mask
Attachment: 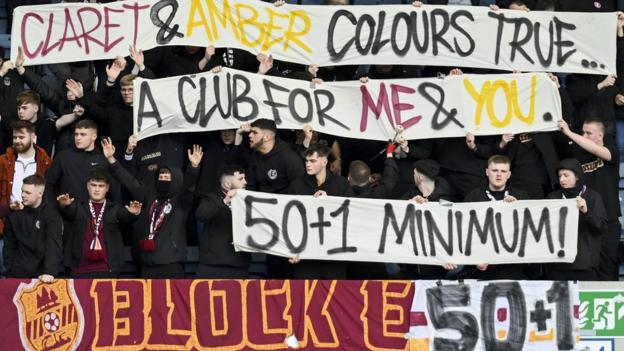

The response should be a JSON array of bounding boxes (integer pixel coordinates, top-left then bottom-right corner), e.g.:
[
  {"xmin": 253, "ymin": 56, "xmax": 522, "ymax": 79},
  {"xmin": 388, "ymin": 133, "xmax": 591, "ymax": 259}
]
[{"xmin": 156, "ymin": 179, "xmax": 171, "ymax": 197}]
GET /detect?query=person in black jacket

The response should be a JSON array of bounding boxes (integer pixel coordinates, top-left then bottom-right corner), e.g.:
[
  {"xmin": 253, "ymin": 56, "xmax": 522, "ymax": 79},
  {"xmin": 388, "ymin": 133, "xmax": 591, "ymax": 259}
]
[
  {"xmin": 195, "ymin": 165, "xmax": 250, "ymax": 278},
  {"xmin": 288, "ymin": 144, "xmax": 354, "ymax": 198},
  {"xmin": 103, "ymin": 138, "xmax": 203, "ymax": 278},
  {"xmin": 195, "ymin": 128, "xmax": 250, "ymax": 197},
  {"xmin": 3, "ymin": 175, "xmax": 62, "ymax": 282},
  {"xmin": 345, "ymin": 145, "xmax": 400, "ymax": 279},
  {"xmin": 464, "ymin": 155, "xmax": 530, "ymax": 280},
  {"xmin": 0, "ymin": 48, "xmax": 26, "ymax": 151},
  {"xmin": 46, "ymin": 119, "xmax": 120, "ymax": 204},
  {"xmin": 496, "ymin": 132, "xmax": 559, "ymax": 199},
  {"xmin": 288, "ymin": 143, "xmax": 353, "ymax": 279},
  {"xmin": 545, "ymin": 159, "xmax": 607, "ymax": 280},
  {"xmin": 14, "ymin": 45, "xmax": 91, "ymax": 153},
  {"xmin": 245, "ymin": 118, "xmax": 305, "ymax": 194},
  {"xmin": 558, "ymin": 118, "xmax": 622, "ymax": 280},
  {"xmin": 348, "ymin": 149, "xmax": 399, "ymax": 200},
  {"xmin": 399, "ymin": 159, "xmax": 455, "ymax": 279},
  {"xmin": 80, "ymin": 48, "xmax": 156, "ymax": 157},
  {"xmin": 401, "ymin": 159, "xmax": 455, "ymax": 203},
  {"xmin": 58, "ymin": 170, "xmax": 142, "ymax": 278}
]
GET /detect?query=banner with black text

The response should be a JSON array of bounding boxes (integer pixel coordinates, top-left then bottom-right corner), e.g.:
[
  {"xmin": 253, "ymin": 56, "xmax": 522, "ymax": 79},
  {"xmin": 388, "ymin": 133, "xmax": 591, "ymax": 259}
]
[
  {"xmin": 231, "ymin": 190, "xmax": 579, "ymax": 265},
  {"xmin": 11, "ymin": 0, "xmax": 616, "ymax": 74},
  {"xmin": 134, "ymin": 67, "xmax": 561, "ymax": 141}
]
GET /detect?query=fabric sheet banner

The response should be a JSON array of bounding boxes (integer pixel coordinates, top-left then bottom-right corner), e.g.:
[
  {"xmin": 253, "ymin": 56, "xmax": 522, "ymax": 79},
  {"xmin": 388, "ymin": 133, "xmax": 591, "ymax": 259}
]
[
  {"xmin": 134, "ymin": 67, "xmax": 561, "ymax": 141},
  {"xmin": 11, "ymin": 0, "xmax": 616, "ymax": 74},
  {"xmin": 0, "ymin": 279, "xmax": 579, "ymax": 350},
  {"xmin": 231, "ymin": 190, "xmax": 579, "ymax": 265}
]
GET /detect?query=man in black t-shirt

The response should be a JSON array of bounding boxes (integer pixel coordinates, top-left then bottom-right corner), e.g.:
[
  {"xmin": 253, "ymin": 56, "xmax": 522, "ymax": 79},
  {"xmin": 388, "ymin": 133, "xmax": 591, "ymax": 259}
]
[{"xmin": 559, "ymin": 118, "xmax": 621, "ymax": 280}]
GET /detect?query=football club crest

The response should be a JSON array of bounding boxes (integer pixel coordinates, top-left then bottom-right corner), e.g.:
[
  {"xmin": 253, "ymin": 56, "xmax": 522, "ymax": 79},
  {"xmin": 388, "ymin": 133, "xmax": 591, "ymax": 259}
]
[{"xmin": 13, "ymin": 279, "xmax": 84, "ymax": 351}]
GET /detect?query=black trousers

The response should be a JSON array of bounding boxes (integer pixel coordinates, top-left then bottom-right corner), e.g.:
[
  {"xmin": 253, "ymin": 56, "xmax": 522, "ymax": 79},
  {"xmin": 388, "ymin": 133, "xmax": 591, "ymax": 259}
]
[
  {"xmin": 195, "ymin": 264, "xmax": 249, "ymax": 279},
  {"xmin": 597, "ymin": 220, "xmax": 621, "ymax": 281},
  {"xmin": 141, "ymin": 263, "xmax": 185, "ymax": 279}
]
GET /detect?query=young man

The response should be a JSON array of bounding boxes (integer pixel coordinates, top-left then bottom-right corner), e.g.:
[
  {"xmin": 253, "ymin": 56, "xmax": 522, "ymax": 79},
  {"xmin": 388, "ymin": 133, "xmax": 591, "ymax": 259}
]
[
  {"xmin": 103, "ymin": 138, "xmax": 203, "ymax": 278},
  {"xmin": 245, "ymin": 118, "xmax": 304, "ymax": 194},
  {"xmin": 288, "ymin": 143, "xmax": 353, "ymax": 279},
  {"xmin": 559, "ymin": 118, "xmax": 621, "ymax": 280},
  {"xmin": 80, "ymin": 48, "xmax": 156, "ymax": 157},
  {"xmin": 464, "ymin": 155, "xmax": 530, "ymax": 280},
  {"xmin": 402, "ymin": 159, "xmax": 455, "ymax": 203},
  {"xmin": 196, "ymin": 127, "xmax": 250, "ymax": 196},
  {"xmin": 13, "ymin": 91, "xmax": 57, "ymax": 155},
  {"xmin": 244, "ymin": 118, "xmax": 304, "ymax": 279},
  {"xmin": 545, "ymin": 159, "xmax": 607, "ymax": 280},
  {"xmin": 399, "ymin": 159, "xmax": 455, "ymax": 279},
  {"xmin": 58, "ymin": 170, "xmax": 142, "ymax": 278},
  {"xmin": 195, "ymin": 165, "xmax": 250, "ymax": 278},
  {"xmin": 46, "ymin": 119, "xmax": 120, "ymax": 203},
  {"xmin": 0, "ymin": 121, "xmax": 52, "ymax": 274},
  {"xmin": 347, "ymin": 148, "xmax": 399, "ymax": 200},
  {"xmin": 288, "ymin": 143, "xmax": 353, "ymax": 197},
  {"xmin": 3, "ymin": 175, "xmax": 62, "ymax": 281}
]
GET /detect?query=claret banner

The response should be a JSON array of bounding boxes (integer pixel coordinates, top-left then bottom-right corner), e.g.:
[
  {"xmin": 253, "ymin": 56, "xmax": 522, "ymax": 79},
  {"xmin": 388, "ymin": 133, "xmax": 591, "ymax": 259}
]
[
  {"xmin": 134, "ymin": 68, "xmax": 562, "ymax": 141},
  {"xmin": 11, "ymin": 0, "xmax": 617, "ymax": 74},
  {"xmin": 0, "ymin": 279, "xmax": 580, "ymax": 350}
]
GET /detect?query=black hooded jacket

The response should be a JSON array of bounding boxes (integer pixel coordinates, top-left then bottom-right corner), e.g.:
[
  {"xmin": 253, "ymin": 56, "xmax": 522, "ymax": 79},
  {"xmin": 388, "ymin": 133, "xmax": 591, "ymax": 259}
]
[
  {"xmin": 546, "ymin": 187, "xmax": 607, "ymax": 270},
  {"xmin": 109, "ymin": 161, "xmax": 199, "ymax": 265},
  {"xmin": 3, "ymin": 201, "xmax": 63, "ymax": 277}
]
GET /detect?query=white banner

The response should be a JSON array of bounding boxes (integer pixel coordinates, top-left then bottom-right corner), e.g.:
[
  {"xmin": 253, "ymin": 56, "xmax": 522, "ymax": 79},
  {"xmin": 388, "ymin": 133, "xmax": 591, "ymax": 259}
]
[
  {"xmin": 134, "ymin": 68, "xmax": 561, "ymax": 141},
  {"xmin": 408, "ymin": 280, "xmax": 581, "ymax": 351},
  {"xmin": 231, "ymin": 190, "xmax": 579, "ymax": 265},
  {"xmin": 11, "ymin": 0, "xmax": 616, "ymax": 74}
]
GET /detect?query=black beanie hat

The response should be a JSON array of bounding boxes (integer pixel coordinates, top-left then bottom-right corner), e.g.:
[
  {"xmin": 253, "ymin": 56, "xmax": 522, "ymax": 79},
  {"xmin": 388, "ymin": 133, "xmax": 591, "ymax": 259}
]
[
  {"xmin": 413, "ymin": 159, "xmax": 440, "ymax": 180},
  {"xmin": 556, "ymin": 158, "xmax": 584, "ymax": 184}
]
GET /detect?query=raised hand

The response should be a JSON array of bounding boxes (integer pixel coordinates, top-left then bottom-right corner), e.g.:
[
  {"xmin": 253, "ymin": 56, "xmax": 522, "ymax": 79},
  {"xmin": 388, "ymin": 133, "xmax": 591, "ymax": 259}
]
[
  {"xmin": 257, "ymin": 54, "xmax": 273, "ymax": 75},
  {"xmin": 106, "ymin": 56, "xmax": 127, "ymax": 83},
  {"xmin": 0, "ymin": 60, "xmax": 14, "ymax": 76},
  {"xmin": 15, "ymin": 46, "xmax": 25, "ymax": 69},
  {"xmin": 125, "ymin": 201, "xmax": 143, "ymax": 215},
  {"xmin": 56, "ymin": 194, "xmax": 75, "ymax": 207},
  {"xmin": 65, "ymin": 79, "xmax": 84, "ymax": 99},
  {"xmin": 499, "ymin": 133, "xmax": 514, "ymax": 148},
  {"xmin": 9, "ymin": 201, "xmax": 24, "ymax": 211},
  {"xmin": 465, "ymin": 132, "xmax": 476, "ymax": 151},
  {"xmin": 101, "ymin": 137, "xmax": 116, "ymax": 162},
  {"xmin": 126, "ymin": 134, "xmax": 138, "ymax": 154},
  {"xmin": 129, "ymin": 46, "xmax": 145, "ymax": 71},
  {"xmin": 188, "ymin": 144, "xmax": 204, "ymax": 167},
  {"xmin": 73, "ymin": 105, "xmax": 85, "ymax": 117}
]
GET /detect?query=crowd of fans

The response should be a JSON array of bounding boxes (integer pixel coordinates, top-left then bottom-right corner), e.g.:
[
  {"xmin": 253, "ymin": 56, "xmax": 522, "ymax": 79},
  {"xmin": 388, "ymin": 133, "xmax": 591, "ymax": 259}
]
[{"xmin": 0, "ymin": 0, "xmax": 622, "ymax": 281}]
